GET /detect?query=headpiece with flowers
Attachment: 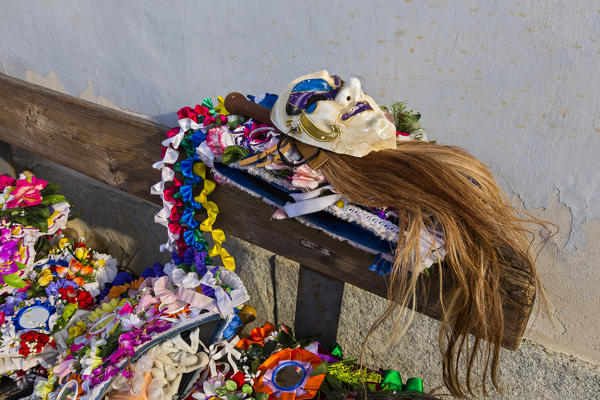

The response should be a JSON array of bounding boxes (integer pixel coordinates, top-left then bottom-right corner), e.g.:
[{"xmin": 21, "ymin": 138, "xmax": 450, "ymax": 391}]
[
  {"xmin": 33, "ymin": 246, "xmax": 249, "ymax": 400},
  {"xmin": 0, "ymin": 238, "xmax": 118, "ymax": 385},
  {"xmin": 0, "ymin": 173, "xmax": 71, "ymax": 292},
  {"xmin": 151, "ymin": 95, "xmax": 443, "ymax": 279}
]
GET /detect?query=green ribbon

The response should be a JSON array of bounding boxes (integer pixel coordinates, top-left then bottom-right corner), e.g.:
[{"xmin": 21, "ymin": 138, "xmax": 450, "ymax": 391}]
[
  {"xmin": 404, "ymin": 377, "xmax": 423, "ymax": 393},
  {"xmin": 180, "ymin": 136, "xmax": 195, "ymax": 157},
  {"xmin": 330, "ymin": 342, "xmax": 344, "ymax": 359},
  {"xmin": 201, "ymin": 97, "xmax": 217, "ymax": 117},
  {"xmin": 381, "ymin": 370, "xmax": 423, "ymax": 393},
  {"xmin": 382, "ymin": 370, "xmax": 403, "ymax": 391}
]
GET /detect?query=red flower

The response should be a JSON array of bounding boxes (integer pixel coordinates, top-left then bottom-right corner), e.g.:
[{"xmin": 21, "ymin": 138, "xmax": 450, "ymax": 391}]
[
  {"xmin": 59, "ymin": 286, "xmax": 78, "ymax": 303},
  {"xmin": 21, "ymin": 330, "xmax": 39, "ymax": 342},
  {"xmin": 230, "ymin": 371, "xmax": 246, "ymax": 388},
  {"xmin": 18, "ymin": 345, "xmax": 29, "ymax": 356},
  {"xmin": 77, "ymin": 290, "xmax": 94, "ymax": 309},
  {"xmin": 169, "ymin": 206, "xmax": 181, "ymax": 222}
]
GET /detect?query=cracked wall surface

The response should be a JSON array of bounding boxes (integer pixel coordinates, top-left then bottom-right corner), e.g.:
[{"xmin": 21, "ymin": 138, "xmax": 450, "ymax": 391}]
[{"xmin": 2, "ymin": 1, "xmax": 599, "ymax": 397}]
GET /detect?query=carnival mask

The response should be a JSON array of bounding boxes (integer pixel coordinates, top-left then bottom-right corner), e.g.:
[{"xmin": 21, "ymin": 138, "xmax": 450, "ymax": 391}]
[{"xmin": 270, "ymin": 70, "xmax": 397, "ymax": 157}]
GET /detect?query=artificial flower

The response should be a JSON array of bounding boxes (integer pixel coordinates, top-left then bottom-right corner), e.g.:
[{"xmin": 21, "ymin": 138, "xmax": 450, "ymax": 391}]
[
  {"xmin": 291, "ymin": 165, "xmax": 327, "ymax": 190},
  {"xmin": 253, "ymin": 347, "xmax": 325, "ymax": 400},
  {"xmin": 37, "ymin": 269, "xmax": 53, "ymax": 286},
  {"xmin": 0, "ymin": 175, "xmax": 15, "ymax": 190},
  {"xmin": 68, "ymin": 321, "xmax": 87, "ymax": 340},
  {"xmin": 0, "ymin": 239, "xmax": 19, "ymax": 276},
  {"xmin": 4, "ymin": 175, "xmax": 47, "ymax": 209},
  {"xmin": 236, "ymin": 322, "xmax": 277, "ymax": 350},
  {"xmin": 206, "ymin": 126, "xmax": 235, "ymax": 155}
]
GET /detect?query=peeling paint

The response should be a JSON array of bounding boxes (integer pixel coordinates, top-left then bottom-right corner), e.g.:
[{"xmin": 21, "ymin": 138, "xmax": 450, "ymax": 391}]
[
  {"xmin": 24, "ymin": 70, "xmax": 150, "ymax": 120},
  {"xmin": 511, "ymin": 190, "xmax": 600, "ymax": 364}
]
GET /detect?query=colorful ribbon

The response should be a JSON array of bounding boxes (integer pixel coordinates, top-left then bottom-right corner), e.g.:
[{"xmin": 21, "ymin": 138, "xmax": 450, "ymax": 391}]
[
  {"xmin": 381, "ymin": 370, "xmax": 423, "ymax": 393},
  {"xmin": 192, "ymin": 162, "xmax": 235, "ymax": 271}
]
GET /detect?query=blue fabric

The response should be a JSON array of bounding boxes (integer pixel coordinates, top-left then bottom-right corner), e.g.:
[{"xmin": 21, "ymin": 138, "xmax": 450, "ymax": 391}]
[
  {"xmin": 369, "ymin": 254, "xmax": 394, "ymax": 275},
  {"xmin": 247, "ymin": 93, "xmax": 278, "ymax": 109},
  {"xmin": 212, "ymin": 163, "xmax": 395, "ymax": 258},
  {"xmin": 222, "ymin": 309, "xmax": 242, "ymax": 340}
]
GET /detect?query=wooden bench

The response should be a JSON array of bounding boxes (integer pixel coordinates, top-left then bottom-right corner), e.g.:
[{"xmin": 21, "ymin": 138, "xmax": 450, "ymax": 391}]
[{"xmin": 0, "ymin": 73, "xmax": 535, "ymax": 351}]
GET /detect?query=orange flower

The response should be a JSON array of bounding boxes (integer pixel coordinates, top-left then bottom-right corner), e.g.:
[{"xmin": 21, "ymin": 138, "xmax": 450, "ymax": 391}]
[
  {"xmin": 236, "ymin": 322, "xmax": 276, "ymax": 350},
  {"xmin": 55, "ymin": 265, "xmax": 68, "ymax": 275},
  {"xmin": 80, "ymin": 266, "xmax": 94, "ymax": 275},
  {"xmin": 73, "ymin": 277, "xmax": 85, "ymax": 287},
  {"xmin": 253, "ymin": 348, "xmax": 325, "ymax": 400},
  {"xmin": 69, "ymin": 259, "xmax": 84, "ymax": 273}
]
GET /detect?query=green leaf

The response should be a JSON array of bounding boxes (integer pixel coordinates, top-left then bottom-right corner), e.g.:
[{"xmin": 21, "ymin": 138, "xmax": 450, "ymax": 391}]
[
  {"xmin": 225, "ymin": 380, "xmax": 237, "ymax": 391},
  {"xmin": 40, "ymin": 194, "xmax": 66, "ymax": 205},
  {"xmin": 242, "ymin": 384, "xmax": 253, "ymax": 395},
  {"xmin": 262, "ymin": 339, "xmax": 277, "ymax": 357},
  {"xmin": 277, "ymin": 331, "xmax": 296, "ymax": 348},
  {"xmin": 38, "ymin": 207, "xmax": 51, "ymax": 219},
  {"xmin": 256, "ymin": 392, "xmax": 269, "ymax": 400},
  {"xmin": 3, "ymin": 273, "xmax": 25, "ymax": 288},
  {"xmin": 326, "ymin": 374, "xmax": 344, "ymax": 392},
  {"xmin": 16, "ymin": 262, "xmax": 26, "ymax": 270},
  {"xmin": 246, "ymin": 343, "xmax": 264, "ymax": 359},
  {"xmin": 341, "ymin": 357, "xmax": 358, "ymax": 365},
  {"xmin": 311, "ymin": 361, "xmax": 328, "ymax": 376}
]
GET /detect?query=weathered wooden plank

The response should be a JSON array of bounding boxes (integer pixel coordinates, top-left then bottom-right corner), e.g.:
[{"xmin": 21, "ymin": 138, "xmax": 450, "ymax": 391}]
[
  {"xmin": 0, "ymin": 73, "xmax": 534, "ymax": 350},
  {"xmin": 294, "ymin": 265, "xmax": 345, "ymax": 348}
]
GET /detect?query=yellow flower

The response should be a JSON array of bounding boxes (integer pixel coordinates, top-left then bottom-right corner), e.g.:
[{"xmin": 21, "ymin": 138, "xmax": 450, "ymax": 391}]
[
  {"xmin": 58, "ymin": 237, "xmax": 70, "ymax": 250},
  {"xmin": 37, "ymin": 269, "xmax": 53, "ymax": 287},
  {"xmin": 75, "ymin": 247, "xmax": 89, "ymax": 261},
  {"xmin": 93, "ymin": 258, "xmax": 106, "ymax": 267},
  {"xmin": 68, "ymin": 321, "xmax": 87, "ymax": 340}
]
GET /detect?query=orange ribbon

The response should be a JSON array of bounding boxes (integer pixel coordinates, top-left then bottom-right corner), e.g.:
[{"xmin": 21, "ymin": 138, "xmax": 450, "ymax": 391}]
[{"xmin": 235, "ymin": 322, "xmax": 276, "ymax": 350}]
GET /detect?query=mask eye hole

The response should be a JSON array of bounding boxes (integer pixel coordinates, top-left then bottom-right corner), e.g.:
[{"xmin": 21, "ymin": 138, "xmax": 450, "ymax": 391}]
[
  {"xmin": 305, "ymin": 94, "xmax": 327, "ymax": 113},
  {"xmin": 346, "ymin": 96, "xmax": 351, "ymax": 101}
]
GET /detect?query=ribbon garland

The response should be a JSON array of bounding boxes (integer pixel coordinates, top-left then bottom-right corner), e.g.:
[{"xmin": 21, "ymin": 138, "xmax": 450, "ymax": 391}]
[{"xmin": 151, "ymin": 98, "xmax": 235, "ymax": 271}]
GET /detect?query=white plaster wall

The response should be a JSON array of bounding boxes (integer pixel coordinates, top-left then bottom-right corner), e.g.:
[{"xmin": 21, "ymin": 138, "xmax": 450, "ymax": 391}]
[{"xmin": 1, "ymin": 0, "xmax": 599, "ymax": 366}]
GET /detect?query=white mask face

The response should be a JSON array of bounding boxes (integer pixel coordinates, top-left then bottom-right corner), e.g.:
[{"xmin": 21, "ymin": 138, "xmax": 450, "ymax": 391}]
[{"xmin": 271, "ymin": 70, "xmax": 397, "ymax": 157}]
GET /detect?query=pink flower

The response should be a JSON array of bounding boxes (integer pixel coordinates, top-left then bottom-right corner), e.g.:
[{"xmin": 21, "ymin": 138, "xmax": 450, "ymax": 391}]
[
  {"xmin": 5, "ymin": 176, "xmax": 47, "ymax": 208},
  {"xmin": 291, "ymin": 165, "xmax": 327, "ymax": 190},
  {"xmin": 206, "ymin": 126, "xmax": 234, "ymax": 155},
  {"xmin": 0, "ymin": 176, "xmax": 15, "ymax": 191}
]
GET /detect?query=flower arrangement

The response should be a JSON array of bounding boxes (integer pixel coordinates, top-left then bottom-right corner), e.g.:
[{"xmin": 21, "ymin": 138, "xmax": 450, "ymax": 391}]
[
  {"xmin": 0, "ymin": 238, "xmax": 118, "ymax": 384},
  {"xmin": 34, "ymin": 249, "xmax": 249, "ymax": 400},
  {"xmin": 175, "ymin": 323, "xmax": 428, "ymax": 400},
  {"xmin": 0, "ymin": 172, "xmax": 71, "ymax": 291}
]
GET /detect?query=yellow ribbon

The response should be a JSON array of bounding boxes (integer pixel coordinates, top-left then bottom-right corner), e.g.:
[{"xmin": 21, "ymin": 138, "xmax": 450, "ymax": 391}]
[{"xmin": 192, "ymin": 162, "xmax": 235, "ymax": 271}]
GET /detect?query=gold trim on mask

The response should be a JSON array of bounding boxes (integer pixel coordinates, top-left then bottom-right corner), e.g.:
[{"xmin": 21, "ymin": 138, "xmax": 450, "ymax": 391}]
[{"xmin": 298, "ymin": 112, "xmax": 342, "ymax": 142}]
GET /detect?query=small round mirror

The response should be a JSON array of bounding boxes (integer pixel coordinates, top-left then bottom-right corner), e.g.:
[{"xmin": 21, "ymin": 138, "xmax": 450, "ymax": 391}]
[
  {"xmin": 273, "ymin": 361, "xmax": 306, "ymax": 391},
  {"xmin": 57, "ymin": 379, "xmax": 79, "ymax": 400}
]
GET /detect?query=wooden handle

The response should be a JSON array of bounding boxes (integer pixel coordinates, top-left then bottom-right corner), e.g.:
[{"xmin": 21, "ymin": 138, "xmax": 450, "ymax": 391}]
[{"xmin": 224, "ymin": 92, "xmax": 273, "ymax": 125}]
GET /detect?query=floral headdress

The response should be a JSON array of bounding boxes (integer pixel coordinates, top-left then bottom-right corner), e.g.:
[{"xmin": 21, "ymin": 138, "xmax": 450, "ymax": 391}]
[
  {"xmin": 0, "ymin": 173, "xmax": 71, "ymax": 291},
  {"xmin": 34, "ymin": 249, "xmax": 249, "ymax": 400}
]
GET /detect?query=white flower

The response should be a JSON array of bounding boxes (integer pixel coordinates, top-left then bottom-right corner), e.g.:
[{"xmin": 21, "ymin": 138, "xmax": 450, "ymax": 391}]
[{"xmin": 121, "ymin": 314, "xmax": 143, "ymax": 331}]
